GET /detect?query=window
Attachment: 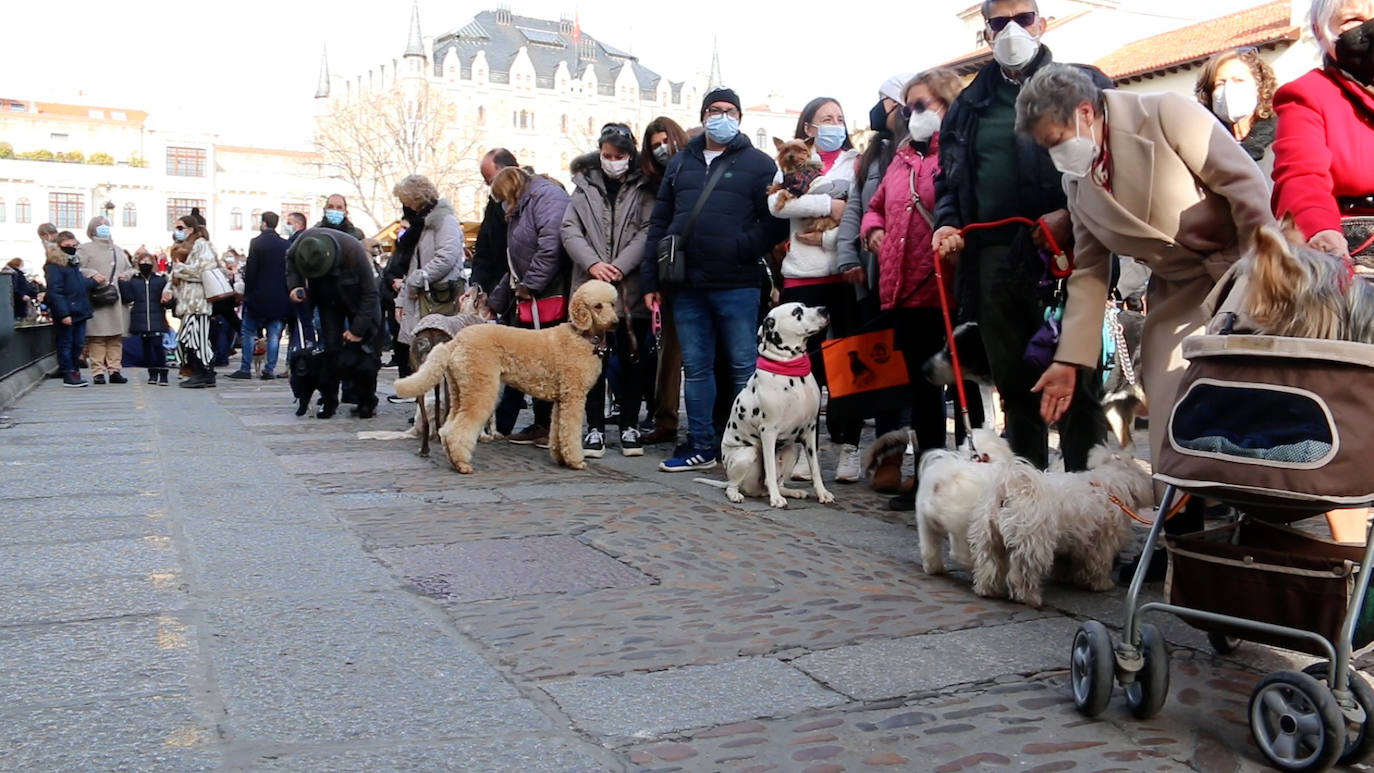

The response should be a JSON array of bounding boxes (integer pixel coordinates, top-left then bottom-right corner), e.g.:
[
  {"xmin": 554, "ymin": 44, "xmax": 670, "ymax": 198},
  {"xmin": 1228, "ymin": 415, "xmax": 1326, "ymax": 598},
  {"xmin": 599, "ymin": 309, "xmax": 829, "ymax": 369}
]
[
  {"xmin": 231, "ymin": 208, "xmax": 243, "ymax": 230},
  {"xmin": 251, "ymin": 209, "xmax": 263, "ymax": 231},
  {"xmin": 48, "ymin": 193, "xmax": 83, "ymax": 229},
  {"xmin": 477, "ymin": 105, "xmax": 486, "ymax": 125},
  {"xmin": 166, "ymin": 198, "xmax": 206, "ymax": 230},
  {"xmin": 50, "ymin": 133, "xmax": 68, "ymax": 142},
  {"xmin": 122, "ymin": 202, "xmax": 137, "ymax": 227},
  {"xmin": 166, "ymin": 146, "xmax": 206, "ymax": 177},
  {"xmin": 16, "ymin": 197, "xmax": 31, "ymax": 223},
  {"xmin": 518, "ymin": 110, "xmax": 529, "ymax": 130},
  {"xmin": 0, "ymin": 197, "xmax": 5, "ymax": 224},
  {"xmin": 560, "ymin": 114, "xmax": 568, "ymax": 133},
  {"xmin": 756, "ymin": 129, "xmax": 767, "ymax": 148}
]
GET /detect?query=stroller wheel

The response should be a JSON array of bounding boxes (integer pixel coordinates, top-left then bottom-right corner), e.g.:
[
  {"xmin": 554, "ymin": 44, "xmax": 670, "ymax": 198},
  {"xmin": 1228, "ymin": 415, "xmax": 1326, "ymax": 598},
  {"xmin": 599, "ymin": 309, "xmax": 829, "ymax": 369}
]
[
  {"xmin": 1301, "ymin": 662, "xmax": 1374, "ymax": 766},
  {"xmin": 1249, "ymin": 670, "xmax": 1345, "ymax": 772},
  {"xmin": 1124, "ymin": 623, "xmax": 1169, "ymax": 719},
  {"xmin": 1070, "ymin": 620, "xmax": 1114, "ymax": 717},
  {"xmin": 1208, "ymin": 630, "xmax": 1242, "ymax": 655}
]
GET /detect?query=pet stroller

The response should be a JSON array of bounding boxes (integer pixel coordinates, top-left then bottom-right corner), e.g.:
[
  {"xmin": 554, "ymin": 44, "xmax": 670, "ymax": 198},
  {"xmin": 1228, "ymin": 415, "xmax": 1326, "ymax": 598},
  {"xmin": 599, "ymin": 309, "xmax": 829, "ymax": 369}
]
[{"xmin": 1070, "ymin": 333, "xmax": 1374, "ymax": 772}]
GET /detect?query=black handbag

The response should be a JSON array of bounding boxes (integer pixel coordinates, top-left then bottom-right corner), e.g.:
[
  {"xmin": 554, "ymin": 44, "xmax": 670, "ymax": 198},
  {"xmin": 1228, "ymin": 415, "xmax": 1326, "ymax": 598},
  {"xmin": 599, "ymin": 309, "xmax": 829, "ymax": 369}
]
[
  {"xmin": 89, "ymin": 244, "xmax": 122, "ymax": 307},
  {"xmin": 657, "ymin": 155, "xmax": 738, "ymax": 288}
]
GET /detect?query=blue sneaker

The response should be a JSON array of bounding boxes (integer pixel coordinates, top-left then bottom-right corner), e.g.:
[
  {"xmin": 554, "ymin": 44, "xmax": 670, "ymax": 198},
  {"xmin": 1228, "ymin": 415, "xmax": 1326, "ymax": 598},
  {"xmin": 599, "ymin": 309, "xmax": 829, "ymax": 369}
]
[{"xmin": 659, "ymin": 448, "xmax": 718, "ymax": 472}]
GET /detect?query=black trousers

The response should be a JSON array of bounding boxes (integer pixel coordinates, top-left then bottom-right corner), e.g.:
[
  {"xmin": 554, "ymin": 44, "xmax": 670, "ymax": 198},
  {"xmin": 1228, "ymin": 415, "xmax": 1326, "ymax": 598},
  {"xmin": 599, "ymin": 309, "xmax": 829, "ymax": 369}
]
[
  {"xmin": 889, "ymin": 307, "xmax": 984, "ymax": 451},
  {"xmin": 586, "ymin": 316, "xmax": 655, "ymax": 432},
  {"xmin": 780, "ymin": 281, "xmax": 866, "ymax": 446},
  {"xmin": 137, "ymin": 333, "xmax": 168, "ymax": 376},
  {"xmin": 975, "ymin": 241, "xmax": 1106, "ymax": 471},
  {"xmin": 315, "ymin": 304, "xmax": 379, "ymax": 412}
]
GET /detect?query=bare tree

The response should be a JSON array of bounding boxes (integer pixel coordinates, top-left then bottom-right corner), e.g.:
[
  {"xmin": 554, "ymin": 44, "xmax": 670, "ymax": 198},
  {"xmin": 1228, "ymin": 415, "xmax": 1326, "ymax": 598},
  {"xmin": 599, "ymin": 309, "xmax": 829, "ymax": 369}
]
[{"xmin": 314, "ymin": 81, "xmax": 481, "ymax": 230}]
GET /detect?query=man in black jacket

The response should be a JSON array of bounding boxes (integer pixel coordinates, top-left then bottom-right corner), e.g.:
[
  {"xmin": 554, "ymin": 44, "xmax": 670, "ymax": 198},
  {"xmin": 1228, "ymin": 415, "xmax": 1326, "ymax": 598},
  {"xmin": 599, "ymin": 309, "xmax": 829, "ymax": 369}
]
[
  {"xmin": 287, "ymin": 229, "xmax": 385, "ymax": 419},
  {"xmin": 468, "ymin": 148, "xmax": 519, "ymax": 296},
  {"xmin": 230, "ymin": 211, "xmax": 292, "ymax": 380},
  {"xmin": 932, "ymin": 0, "xmax": 1110, "ymax": 473},
  {"xmin": 641, "ymin": 87, "xmax": 789, "ymax": 473}
]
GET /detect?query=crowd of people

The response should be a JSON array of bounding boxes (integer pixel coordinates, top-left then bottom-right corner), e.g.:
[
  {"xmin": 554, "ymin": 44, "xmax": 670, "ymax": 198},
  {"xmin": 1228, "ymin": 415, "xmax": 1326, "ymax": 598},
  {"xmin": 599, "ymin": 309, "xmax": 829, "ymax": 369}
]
[{"xmin": 16, "ymin": 0, "xmax": 1374, "ymax": 529}]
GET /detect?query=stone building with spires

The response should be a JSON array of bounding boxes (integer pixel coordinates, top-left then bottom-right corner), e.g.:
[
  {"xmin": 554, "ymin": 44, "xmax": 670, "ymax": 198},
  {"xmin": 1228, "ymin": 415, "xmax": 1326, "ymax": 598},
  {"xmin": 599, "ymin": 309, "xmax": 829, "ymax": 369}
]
[{"xmin": 314, "ymin": 4, "xmax": 707, "ymax": 227}]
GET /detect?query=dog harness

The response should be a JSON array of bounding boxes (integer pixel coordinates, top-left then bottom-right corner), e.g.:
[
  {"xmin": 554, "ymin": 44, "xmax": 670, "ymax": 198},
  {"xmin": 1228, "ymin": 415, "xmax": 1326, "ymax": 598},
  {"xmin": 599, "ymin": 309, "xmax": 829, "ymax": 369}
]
[{"xmin": 755, "ymin": 355, "xmax": 811, "ymax": 377}]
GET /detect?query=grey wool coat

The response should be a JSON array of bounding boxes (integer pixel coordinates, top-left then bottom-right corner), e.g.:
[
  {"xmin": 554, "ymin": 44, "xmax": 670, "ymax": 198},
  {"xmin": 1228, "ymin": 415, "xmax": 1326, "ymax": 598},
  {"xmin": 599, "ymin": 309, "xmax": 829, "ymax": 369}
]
[
  {"xmin": 560, "ymin": 152, "xmax": 653, "ymax": 318},
  {"xmin": 76, "ymin": 237, "xmax": 133, "ymax": 337},
  {"xmin": 398, "ymin": 198, "xmax": 466, "ymax": 345}
]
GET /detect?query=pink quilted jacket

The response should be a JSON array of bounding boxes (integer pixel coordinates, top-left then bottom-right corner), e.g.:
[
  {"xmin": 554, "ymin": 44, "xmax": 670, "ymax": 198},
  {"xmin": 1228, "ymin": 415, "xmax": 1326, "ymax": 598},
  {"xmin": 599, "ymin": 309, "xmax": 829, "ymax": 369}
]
[{"xmin": 860, "ymin": 136, "xmax": 954, "ymax": 311}]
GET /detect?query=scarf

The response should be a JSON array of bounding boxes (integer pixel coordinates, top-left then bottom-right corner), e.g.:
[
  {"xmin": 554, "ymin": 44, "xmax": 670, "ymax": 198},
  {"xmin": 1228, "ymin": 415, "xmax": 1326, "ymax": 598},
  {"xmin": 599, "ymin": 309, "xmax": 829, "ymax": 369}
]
[{"xmin": 756, "ymin": 355, "xmax": 811, "ymax": 377}]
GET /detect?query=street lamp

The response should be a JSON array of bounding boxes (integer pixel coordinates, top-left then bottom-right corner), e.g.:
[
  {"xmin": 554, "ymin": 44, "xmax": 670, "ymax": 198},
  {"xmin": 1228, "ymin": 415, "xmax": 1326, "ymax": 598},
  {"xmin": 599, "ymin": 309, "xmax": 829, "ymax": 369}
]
[{"xmin": 103, "ymin": 200, "xmax": 115, "ymax": 224}]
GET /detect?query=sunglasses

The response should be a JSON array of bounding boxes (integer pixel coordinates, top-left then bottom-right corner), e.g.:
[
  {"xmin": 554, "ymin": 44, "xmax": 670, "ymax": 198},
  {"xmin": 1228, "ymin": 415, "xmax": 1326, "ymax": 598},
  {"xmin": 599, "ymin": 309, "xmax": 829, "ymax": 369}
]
[
  {"xmin": 901, "ymin": 99, "xmax": 935, "ymax": 119},
  {"xmin": 599, "ymin": 124, "xmax": 633, "ymax": 140},
  {"xmin": 987, "ymin": 11, "xmax": 1037, "ymax": 32}
]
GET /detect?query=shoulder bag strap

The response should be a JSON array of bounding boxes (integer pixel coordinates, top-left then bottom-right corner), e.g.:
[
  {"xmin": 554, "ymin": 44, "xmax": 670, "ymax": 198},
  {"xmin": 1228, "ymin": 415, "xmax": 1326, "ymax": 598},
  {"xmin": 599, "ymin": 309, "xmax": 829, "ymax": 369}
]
[{"xmin": 681, "ymin": 154, "xmax": 738, "ymax": 245}]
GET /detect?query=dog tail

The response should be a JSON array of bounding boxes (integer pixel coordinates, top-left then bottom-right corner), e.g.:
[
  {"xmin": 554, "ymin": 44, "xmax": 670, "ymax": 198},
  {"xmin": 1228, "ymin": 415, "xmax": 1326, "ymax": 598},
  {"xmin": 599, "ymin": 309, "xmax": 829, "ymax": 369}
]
[
  {"xmin": 863, "ymin": 430, "xmax": 910, "ymax": 474},
  {"xmin": 693, "ymin": 478, "xmax": 729, "ymax": 489},
  {"xmin": 394, "ymin": 340, "xmax": 452, "ymax": 399}
]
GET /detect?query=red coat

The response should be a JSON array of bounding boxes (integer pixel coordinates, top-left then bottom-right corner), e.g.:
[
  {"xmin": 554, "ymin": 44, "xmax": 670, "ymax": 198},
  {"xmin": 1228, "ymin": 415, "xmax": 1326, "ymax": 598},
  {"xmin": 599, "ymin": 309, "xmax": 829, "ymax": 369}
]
[
  {"xmin": 1271, "ymin": 65, "xmax": 1374, "ymax": 239},
  {"xmin": 860, "ymin": 137, "xmax": 954, "ymax": 310}
]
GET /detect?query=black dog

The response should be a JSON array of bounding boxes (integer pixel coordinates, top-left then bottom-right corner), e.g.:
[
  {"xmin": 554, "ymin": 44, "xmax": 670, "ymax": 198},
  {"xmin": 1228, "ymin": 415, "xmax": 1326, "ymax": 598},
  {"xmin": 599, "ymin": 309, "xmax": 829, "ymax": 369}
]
[
  {"xmin": 289, "ymin": 344, "xmax": 328, "ymax": 417},
  {"xmin": 922, "ymin": 321, "xmax": 993, "ymax": 387}
]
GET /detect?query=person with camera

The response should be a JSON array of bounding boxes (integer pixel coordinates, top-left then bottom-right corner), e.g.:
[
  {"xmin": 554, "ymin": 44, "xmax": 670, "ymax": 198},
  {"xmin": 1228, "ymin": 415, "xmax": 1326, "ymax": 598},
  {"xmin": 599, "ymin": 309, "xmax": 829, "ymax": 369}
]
[
  {"xmin": 640, "ymin": 87, "xmax": 789, "ymax": 472},
  {"xmin": 287, "ymin": 228, "xmax": 386, "ymax": 419}
]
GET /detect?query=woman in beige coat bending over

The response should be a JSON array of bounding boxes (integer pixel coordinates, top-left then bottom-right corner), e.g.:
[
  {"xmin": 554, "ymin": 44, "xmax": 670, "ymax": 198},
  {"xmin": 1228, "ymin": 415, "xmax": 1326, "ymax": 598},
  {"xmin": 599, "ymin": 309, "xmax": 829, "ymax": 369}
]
[{"xmin": 1015, "ymin": 64, "xmax": 1275, "ymax": 540}]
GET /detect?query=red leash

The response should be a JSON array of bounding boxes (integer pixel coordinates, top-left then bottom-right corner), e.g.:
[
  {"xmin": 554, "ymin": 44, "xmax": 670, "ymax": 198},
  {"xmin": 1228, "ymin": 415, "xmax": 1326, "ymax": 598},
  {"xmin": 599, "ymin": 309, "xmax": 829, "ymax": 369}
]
[{"xmin": 934, "ymin": 216, "xmax": 1074, "ymax": 449}]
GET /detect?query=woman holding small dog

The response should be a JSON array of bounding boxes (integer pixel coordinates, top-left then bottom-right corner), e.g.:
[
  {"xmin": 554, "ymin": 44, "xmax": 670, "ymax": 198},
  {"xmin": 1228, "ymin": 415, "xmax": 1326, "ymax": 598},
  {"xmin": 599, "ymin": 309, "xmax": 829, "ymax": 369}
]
[
  {"xmin": 769, "ymin": 97, "xmax": 866, "ymax": 483},
  {"xmin": 1015, "ymin": 64, "xmax": 1275, "ymax": 535},
  {"xmin": 562, "ymin": 123, "xmax": 656, "ymax": 458}
]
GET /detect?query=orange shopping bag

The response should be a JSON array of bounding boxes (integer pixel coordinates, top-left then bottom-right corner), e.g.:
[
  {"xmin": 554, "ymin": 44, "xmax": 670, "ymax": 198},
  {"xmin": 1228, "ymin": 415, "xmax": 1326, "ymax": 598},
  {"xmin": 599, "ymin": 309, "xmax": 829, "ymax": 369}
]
[{"xmin": 819, "ymin": 329, "xmax": 909, "ymax": 398}]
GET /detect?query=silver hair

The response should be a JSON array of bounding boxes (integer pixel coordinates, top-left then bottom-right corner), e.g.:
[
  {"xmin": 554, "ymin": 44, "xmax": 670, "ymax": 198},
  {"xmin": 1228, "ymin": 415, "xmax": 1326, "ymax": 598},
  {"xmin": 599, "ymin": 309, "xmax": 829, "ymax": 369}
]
[
  {"xmin": 1014, "ymin": 64, "xmax": 1105, "ymax": 135},
  {"xmin": 982, "ymin": 0, "xmax": 1039, "ymax": 20},
  {"xmin": 1310, "ymin": 0, "xmax": 1371, "ymax": 55},
  {"xmin": 393, "ymin": 174, "xmax": 439, "ymax": 208},
  {"xmin": 86, "ymin": 215, "xmax": 109, "ymax": 239}
]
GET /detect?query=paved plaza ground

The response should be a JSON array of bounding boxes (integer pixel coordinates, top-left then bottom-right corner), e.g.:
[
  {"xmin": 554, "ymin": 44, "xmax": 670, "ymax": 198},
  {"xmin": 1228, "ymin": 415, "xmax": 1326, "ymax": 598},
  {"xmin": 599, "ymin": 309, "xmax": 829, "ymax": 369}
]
[{"xmin": 1, "ymin": 372, "xmax": 1370, "ymax": 772}]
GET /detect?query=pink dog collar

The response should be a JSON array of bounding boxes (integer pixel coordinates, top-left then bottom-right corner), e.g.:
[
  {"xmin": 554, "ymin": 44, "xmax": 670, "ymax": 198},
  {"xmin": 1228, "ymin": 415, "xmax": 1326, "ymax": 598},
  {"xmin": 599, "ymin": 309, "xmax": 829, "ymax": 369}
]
[{"xmin": 756, "ymin": 355, "xmax": 811, "ymax": 377}]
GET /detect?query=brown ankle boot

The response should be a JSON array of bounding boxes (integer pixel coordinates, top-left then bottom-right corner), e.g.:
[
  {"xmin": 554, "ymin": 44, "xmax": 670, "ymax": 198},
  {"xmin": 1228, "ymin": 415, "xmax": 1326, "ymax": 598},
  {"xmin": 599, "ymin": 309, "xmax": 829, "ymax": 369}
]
[
  {"xmin": 898, "ymin": 475, "xmax": 916, "ymax": 496},
  {"xmin": 872, "ymin": 453, "xmax": 904, "ymax": 493}
]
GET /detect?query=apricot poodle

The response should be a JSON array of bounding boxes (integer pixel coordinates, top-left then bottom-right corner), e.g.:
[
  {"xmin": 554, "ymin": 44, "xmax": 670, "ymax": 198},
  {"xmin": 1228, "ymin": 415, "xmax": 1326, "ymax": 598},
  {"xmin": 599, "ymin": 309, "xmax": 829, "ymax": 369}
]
[{"xmin": 394, "ymin": 280, "xmax": 619, "ymax": 473}]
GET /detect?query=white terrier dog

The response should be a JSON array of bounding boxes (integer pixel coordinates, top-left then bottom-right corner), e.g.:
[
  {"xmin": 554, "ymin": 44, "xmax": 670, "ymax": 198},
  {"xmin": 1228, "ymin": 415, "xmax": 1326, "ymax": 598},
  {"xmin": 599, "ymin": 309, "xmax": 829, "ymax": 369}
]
[
  {"xmin": 913, "ymin": 429, "xmax": 1015, "ymax": 575},
  {"xmin": 969, "ymin": 445, "xmax": 1153, "ymax": 609}
]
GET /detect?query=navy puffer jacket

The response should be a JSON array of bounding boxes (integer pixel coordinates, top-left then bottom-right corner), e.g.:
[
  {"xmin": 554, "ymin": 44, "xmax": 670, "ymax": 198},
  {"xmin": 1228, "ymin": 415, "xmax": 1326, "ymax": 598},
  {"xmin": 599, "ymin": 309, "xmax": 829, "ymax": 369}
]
[
  {"xmin": 43, "ymin": 246, "xmax": 96, "ymax": 323},
  {"xmin": 641, "ymin": 132, "xmax": 787, "ymax": 293}
]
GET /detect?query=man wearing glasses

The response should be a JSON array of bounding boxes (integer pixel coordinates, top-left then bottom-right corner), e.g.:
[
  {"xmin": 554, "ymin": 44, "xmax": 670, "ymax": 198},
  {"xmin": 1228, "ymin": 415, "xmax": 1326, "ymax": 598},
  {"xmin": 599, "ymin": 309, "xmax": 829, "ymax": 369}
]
[
  {"xmin": 930, "ymin": 0, "xmax": 1113, "ymax": 473},
  {"xmin": 642, "ymin": 87, "xmax": 789, "ymax": 472}
]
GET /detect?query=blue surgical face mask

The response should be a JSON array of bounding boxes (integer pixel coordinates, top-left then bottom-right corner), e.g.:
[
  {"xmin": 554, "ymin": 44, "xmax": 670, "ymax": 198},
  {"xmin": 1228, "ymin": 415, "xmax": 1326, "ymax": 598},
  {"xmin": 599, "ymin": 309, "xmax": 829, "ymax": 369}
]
[
  {"xmin": 324, "ymin": 209, "xmax": 345, "ymax": 225},
  {"xmin": 705, "ymin": 114, "xmax": 740, "ymax": 145},
  {"xmin": 814, "ymin": 124, "xmax": 847, "ymax": 152},
  {"xmin": 94, "ymin": 224, "xmax": 112, "ymax": 239},
  {"xmin": 172, "ymin": 229, "xmax": 188, "ymax": 243}
]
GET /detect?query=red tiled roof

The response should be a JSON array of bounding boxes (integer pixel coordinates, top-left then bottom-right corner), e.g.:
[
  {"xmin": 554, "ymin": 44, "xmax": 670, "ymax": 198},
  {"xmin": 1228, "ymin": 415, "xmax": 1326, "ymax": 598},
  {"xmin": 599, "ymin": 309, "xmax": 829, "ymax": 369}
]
[
  {"xmin": 1095, "ymin": 1, "xmax": 1299, "ymax": 81},
  {"xmin": 939, "ymin": 11, "xmax": 1093, "ymax": 75}
]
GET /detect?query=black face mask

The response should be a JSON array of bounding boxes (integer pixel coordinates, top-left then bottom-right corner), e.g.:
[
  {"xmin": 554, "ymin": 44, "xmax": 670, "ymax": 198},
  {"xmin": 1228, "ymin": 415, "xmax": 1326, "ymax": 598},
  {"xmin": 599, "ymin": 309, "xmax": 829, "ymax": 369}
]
[
  {"xmin": 1335, "ymin": 18, "xmax": 1374, "ymax": 86},
  {"xmin": 139, "ymin": 263, "xmax": 154, "ymax": 276},
  {"xmin": 869, "ymin": 100, "xmax": 893, "ymax": 138},
  {"xmin": 60, "ymin": 244, "xmax": 78, "ymax": 256}
]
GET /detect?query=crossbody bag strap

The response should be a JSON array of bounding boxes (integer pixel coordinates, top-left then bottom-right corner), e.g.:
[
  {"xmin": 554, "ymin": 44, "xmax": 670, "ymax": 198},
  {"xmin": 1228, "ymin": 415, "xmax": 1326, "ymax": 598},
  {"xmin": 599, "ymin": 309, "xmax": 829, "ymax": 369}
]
[{"xmin": 681, "ymin": 154, "xmax": 738, "ymax": 245}]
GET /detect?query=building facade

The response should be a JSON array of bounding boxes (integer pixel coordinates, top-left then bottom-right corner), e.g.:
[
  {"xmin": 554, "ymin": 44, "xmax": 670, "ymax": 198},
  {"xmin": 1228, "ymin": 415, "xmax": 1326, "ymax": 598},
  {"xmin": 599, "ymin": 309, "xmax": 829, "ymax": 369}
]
[
  {"xmin": 0, "ymin": 98, "xmax": 333, "ymax": 275},
  {"xmin": 314, "ymin": 5, "xmax": 706, "ymax": 230}
]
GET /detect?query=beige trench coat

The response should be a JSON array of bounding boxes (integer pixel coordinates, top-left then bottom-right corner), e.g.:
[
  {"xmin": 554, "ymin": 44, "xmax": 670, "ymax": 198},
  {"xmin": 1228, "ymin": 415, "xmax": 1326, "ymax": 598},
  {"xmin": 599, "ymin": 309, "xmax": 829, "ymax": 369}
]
[
  {"xmin": 76, "ymin": 237, "xmax": 132, "ymax": 337},
  {"xmin": 1056, "ymin": 89, "xmax": 1275, "ymax": 469}
]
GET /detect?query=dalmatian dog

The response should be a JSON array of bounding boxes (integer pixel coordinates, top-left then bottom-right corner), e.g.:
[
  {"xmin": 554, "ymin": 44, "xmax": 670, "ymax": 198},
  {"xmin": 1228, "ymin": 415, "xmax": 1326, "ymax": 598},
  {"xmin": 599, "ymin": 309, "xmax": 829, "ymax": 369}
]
[{"xmin": 698, "ymin": 302, "xmax": 835, "ymax": 508}]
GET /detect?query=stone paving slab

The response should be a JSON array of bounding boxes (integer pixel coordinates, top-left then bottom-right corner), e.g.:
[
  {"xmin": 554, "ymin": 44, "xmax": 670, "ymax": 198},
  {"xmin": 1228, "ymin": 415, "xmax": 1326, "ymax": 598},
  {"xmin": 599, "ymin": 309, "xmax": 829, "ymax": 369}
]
[
  {"xmin": 0, "ymin": 513, "xmax": 169, "ymax": 546},
  {"xmin": 792, "ymin": 617, "xmax": 1082, "ymax": 700},
  {"xmin": 0, "ymin": 492, "xmax": 164, "ymax": 521},
  {"xmin": 0, "ymin": 615, "xmax": 197, "ymax": 709},
  {"xmin": 244, "ymin": 736, "xmax": 618, "ymax": 772},
  {"xmin": 0, "ymin": 535, "xmax": 178, "ymax": 587},
  {"xmin": 0, "ymin": 574, "xmax": 189, "ymax": 626},
  {"xmin": 0, "ymin": 694, "xmax": 220, "ymax": 772},
  {"xmin": 542, "ymin": 658, "xmax": 847, "ymax": 739},
  {"xmin": 376, "ymin": 535, "xmax": 656, "ymax": 602},
  {"xmin": 204, "ymin": 594, "xmax": 532, "ymax": 745}
]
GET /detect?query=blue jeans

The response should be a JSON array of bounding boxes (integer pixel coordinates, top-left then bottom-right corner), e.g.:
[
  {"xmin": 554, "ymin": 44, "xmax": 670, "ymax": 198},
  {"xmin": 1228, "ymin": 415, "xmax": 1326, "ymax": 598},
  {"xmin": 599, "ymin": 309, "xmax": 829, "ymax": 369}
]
[
  {"xmin": 671, "ymin": 287, "xmax": 759, "ymax": 451},
  {"xmin": 287, "ymin": 303, "xmax": 317, "ymax": 351},
  {"xmin": 238, "ymin": 313, "xmax": 285, "ymax": 375},
  {"xmin": 55, "ymin": 319, "xmax": 87, "ymax": 374}
]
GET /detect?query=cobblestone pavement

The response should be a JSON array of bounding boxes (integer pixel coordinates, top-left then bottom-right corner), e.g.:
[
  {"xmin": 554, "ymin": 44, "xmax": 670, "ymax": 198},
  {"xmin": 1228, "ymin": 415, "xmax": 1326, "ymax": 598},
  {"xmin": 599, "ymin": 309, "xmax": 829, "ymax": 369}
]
[{"xmin": 2, "ymin": 373, "xmax": 1372, "ymax": 771}]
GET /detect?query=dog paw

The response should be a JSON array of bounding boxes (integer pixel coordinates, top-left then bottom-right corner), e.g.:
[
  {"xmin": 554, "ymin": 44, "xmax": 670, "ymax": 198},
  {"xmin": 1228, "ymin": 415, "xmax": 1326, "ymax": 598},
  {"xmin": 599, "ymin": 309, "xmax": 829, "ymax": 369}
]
[
  {"xmin": 567, "ymin": 461, "xmax": 588, "ymax": 471},
  {"xmin": 455, "ymin": 463, "xmax": 474, "ymax": 474},
  {"xmin": 726, "ymin": 488, "xmax": 744, "ymax": 503},
  {"xmin": 478, "ymin": 434, "xmax": 494, "ymax": 443},
  {"xmin": 769, "ymin": 495, "xmax": 790, "ymax": 509},
  {"xmin": 815, "ymin": 488, "xmax": 835, "ymax": 504},
  {"xmin": 417, "ymin": 450, "xmax": 429, "ymax": 458},
  {"xmin": 779, "ymin": 487, "xmax": 809, "ymax": 499}
]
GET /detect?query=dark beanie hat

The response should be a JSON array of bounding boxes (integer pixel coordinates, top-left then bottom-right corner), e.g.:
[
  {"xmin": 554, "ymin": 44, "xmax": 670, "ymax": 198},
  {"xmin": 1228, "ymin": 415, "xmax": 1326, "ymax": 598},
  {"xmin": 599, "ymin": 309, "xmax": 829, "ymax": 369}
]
[
  {"xmin": 295, "ymin": 233, "xmax": 337, "ymax": 279},
  {"xmin": 700, "ymin": 87, "xmax": 742, "ymax": 120}
]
